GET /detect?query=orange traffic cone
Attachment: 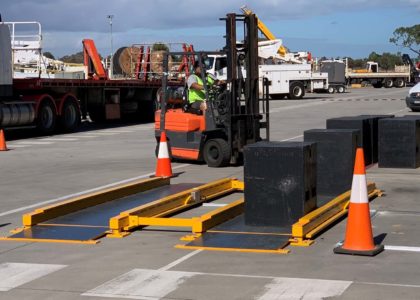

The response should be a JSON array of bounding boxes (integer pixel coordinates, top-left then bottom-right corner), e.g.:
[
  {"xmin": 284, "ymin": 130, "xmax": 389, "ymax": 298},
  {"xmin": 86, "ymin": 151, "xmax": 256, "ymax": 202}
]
[
  {"xmin": 334, "ymin": 148, "xmax": 384, "ymax": 256},
  {"xmin": 155, "ymin": 131, "xmax": 173, "ymax": 177},
  {"xmin": 0, "ymin": 129, "xmax": 8, "ymax": 151}
]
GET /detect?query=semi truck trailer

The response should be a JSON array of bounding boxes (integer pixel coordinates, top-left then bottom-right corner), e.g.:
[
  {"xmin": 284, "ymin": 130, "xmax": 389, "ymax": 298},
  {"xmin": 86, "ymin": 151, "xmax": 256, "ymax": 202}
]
[{"xmin": 0, "ymin": 21, "xmax": 183, "ymax": 133}]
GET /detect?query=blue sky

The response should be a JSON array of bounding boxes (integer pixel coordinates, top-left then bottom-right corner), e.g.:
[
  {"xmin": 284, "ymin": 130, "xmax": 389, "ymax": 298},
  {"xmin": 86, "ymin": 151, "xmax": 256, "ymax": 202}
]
[{"xmin": 1, "ymin": 0, "xmax": 419, "ymax": 58}]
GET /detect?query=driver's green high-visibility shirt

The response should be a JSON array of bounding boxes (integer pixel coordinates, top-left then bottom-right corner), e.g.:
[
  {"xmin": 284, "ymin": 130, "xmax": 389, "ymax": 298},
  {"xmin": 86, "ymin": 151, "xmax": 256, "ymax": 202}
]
[{"xmin": 188, "ymin": 75, "xmax": 215, "ymax": 104}]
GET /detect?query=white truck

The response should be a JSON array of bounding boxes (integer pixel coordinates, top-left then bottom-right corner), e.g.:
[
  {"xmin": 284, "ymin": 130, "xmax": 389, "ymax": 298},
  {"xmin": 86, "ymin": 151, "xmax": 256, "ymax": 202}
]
[
  {"xmin": 345, "ymin": 60, "xmax": 411, "ymax": 88},
  {"xmin": 205, "ymin": 55, "xmax": 328, "ymax": 100}
]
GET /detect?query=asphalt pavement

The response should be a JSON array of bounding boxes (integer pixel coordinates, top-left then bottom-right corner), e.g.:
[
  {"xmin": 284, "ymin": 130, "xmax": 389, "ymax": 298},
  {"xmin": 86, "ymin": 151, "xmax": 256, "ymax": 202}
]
[{"xmin": 1, "ymin": 87, "xmax": 420, "ymax": 299}]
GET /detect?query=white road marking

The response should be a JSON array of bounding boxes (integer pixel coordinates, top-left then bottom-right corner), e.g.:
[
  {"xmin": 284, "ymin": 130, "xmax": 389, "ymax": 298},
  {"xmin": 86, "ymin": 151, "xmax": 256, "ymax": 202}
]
[
  {"xmin": 65, "ymin": 135, "xmax": 98, "ymax": 138},
  {"xmin": 101, "ymin": 130, "xmax": 134, "ymax": 133},
  {"xmin": 386, "ymin": 108, "xmax": 409, "ymax": 115},
  {"xmin": 270, "ymin": 100, "xmax": 329, "ymax": 113},
  {"xmin": 202, "ymin": 203, "xmax": 227, "ymax": 207},
  {"xmin": 82, "ymin": 269, "xmax": 196, "ymax": 299},
  {"xmin": 384, "ymin": 245, "xmax": 420, "ymax": 252},
  {"xmin": 16, "ymin": 141, "xmax": 54, "ymax": 145},
  {"xmin": 0, "ymin": 263, "xmax": 66, "ymax": 292},
  {"xmin": 257, "ymin": 277, "xmax": 351, "ymax": 300},
  {"xmin": 158, "ymin": 250, "xmax": 202, "ymax": 272},
  {"xmin": 358, "ymin": 281, "xmax": 420, "ymax": 288},
  {"xmin": 0, "ymin": 164, "xmax": 190, "ymax": 217},
  {"xmin": 7, "ymin": 145, "xmax": 28, "ymax": 148},
  {"xmin": 41, "ymin": 138, "xmax": 78, "ymax": 142},
  {"xmin": 83, "ymin": 269, "xmax": 352, "ymax": 300},
  {"xmin": 280, "ymin": 135, "xmax": 303, "ymax": 141},
  {"xmin": 94, "ymin": 132, "xmax": 119, "ymax": 135}
]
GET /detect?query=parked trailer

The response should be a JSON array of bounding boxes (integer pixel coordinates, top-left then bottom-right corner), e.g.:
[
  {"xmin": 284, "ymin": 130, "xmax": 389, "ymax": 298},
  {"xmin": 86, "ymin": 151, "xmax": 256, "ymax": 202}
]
[
  {"xmin": 9, "ymin": 78, "xmax": 173, "ymax": 133},
  {"xmin": 0, "ymin": 21, "xmax": 185, "ymax": 133},
  {"xmin": 345, "ymin": 60, "xmax": 411, "ymax": 88}
]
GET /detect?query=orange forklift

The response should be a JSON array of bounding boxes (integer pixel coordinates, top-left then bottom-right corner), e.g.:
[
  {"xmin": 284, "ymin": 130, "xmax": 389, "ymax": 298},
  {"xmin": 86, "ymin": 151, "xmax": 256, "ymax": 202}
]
[{"xmin": 155, "ymin": 13, "xmax": 270, "ymax": 167}]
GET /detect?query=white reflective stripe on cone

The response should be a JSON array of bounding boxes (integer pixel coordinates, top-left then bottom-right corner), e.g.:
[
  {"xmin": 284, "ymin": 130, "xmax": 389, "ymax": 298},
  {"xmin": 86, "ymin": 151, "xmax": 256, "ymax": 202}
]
[
  {"xmin": 349, "ymin": 174, "xmax": 368, "ymax": 204},
  {"xmin": 158, "ymin": 141, "xmax": 170, "ymax": 158}
]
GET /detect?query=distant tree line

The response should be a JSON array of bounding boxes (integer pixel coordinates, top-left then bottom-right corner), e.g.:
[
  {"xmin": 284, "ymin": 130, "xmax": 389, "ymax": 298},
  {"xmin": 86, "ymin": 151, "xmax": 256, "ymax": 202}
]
[{"xmin": 346, "ymin": 52, "xmax": 403, "ymax": 70}]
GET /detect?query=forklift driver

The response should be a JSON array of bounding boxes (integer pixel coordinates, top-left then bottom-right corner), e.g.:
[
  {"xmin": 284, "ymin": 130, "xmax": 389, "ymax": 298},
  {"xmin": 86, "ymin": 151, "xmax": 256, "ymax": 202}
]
[{"xmin": 187, "ymin": 61, "xmax": 217, "ymax": 114}]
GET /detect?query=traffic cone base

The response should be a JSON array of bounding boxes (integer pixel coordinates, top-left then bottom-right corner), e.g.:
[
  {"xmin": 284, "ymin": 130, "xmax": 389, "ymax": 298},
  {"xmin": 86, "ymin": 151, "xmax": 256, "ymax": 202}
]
[
  {"xmin": 0, "ymin": 129, "xmax": 8, "ymax": 151},
  {"xmin": 334, "ymin": 244, "xmax": 384, "ymax": 256}
]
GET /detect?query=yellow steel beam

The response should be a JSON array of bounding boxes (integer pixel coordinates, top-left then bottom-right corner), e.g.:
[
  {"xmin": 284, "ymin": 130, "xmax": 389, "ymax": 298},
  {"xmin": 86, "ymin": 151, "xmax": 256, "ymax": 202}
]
[
  {"xmin": 0, "ymin": 237, "xmax": 99, "ymax": 245},
  {"xmin": 290, "ymin": 182, "xmax": 381, "ymax": 246},
  {"xmin": 136, "ymin": 217, "xmax": 195, "ymax": 227},
  {"xmin": 192, "ymin": 198, "xmax": 244, "ymax": 233},
  {"xmin": 240, "ymin": 5, "xmax": 287, "ymax": 56},
  {"xmin": 108, "ymin": 178, "xmax": 243, "ymax": 237},
  {"xmin": 23, "ymin": 177, "xmax": 169, "ymax": 227}
]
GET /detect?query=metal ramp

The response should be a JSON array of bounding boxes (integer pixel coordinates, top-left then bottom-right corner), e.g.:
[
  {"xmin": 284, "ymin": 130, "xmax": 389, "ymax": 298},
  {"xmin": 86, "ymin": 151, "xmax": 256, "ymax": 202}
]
[{"xmin": 1, "ymin": 177, "xmax": 243, "ymax": 244}]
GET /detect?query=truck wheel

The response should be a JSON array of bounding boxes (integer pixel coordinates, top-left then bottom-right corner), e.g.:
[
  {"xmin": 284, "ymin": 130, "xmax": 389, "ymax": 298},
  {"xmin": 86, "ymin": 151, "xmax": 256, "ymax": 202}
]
[
  {"xmin": 327, "ymin": 86, "xmax": 335, "ymax": 94},
  {"xmin": 37, "ymin": 101, "xmax": 57, "ymax": 134},
  {"xmin": 289, "ymin": 82, "xmax": 305, "ymax": 99},
  {"xmin": 203, "ymin": 139, "xmax": 231, "ymax": 168},
  {"xmin": 337, "ymin": 85, "xmax": 345, "ymax": 93},
  {"xmin": 60, "ymin": 101, "xmax": 81, "ymax": 132},
  {"xmin": 384, "ymin": 79, "xmax": 393, "ymax": 88},
  {"xmin": 395, "ymin": 78, "xmax": 405, "ymax": 88}
]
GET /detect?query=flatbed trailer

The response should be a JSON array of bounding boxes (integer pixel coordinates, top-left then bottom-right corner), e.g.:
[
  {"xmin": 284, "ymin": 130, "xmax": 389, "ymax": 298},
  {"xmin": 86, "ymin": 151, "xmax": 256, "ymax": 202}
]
[
  {"xmin": 0, "ymin": 21, "xmax": 185, "ymax": 133},
  {"xmin": 2, "ymin": 77, "xmax": 182, "ymax": 133}
]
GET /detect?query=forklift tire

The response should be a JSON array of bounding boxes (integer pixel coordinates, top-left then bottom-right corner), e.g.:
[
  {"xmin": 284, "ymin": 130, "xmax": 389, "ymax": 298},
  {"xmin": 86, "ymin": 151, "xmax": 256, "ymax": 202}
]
[
  {"xmin": 203, "ymin": 139, "xmax": 231, "ymax": 168},
  {"xmin": 289, "ymin": 82, "xmax": 305, "ymax": 99}
]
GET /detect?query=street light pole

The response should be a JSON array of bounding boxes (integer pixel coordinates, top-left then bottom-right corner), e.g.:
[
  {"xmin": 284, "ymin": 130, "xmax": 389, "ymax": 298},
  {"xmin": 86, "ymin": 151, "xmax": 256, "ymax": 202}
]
[{"xmin": 107, "ymin": 14, "xmax": 114, "ymax": 79}]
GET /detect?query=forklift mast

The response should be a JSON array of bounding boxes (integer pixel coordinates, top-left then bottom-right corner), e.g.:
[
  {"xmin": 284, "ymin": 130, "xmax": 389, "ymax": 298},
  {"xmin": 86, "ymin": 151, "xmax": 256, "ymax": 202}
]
[
  {"xmin": 157, "ymin": 12, "xmax": 269, "ymax": 166},
  {"xmin": 224, "ymin": 13, "xmax": 267, "ymax": 154}
]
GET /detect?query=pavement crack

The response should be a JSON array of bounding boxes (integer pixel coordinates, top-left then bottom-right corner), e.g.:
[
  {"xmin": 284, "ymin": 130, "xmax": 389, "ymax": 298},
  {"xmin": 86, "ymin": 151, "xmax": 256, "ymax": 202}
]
[{"xmin": 0, "ymin": 242, "xmax": 33, "ymax": 256}]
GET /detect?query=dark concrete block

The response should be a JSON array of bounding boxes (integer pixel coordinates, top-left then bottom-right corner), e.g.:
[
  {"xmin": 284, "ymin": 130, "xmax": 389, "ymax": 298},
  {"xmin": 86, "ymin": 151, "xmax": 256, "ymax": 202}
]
[
  {"xmin": 359, "ymin": 115, "xmax": 394, "ymax": 163},
  {"xmin": 378, "ymin": 118, "xmax": 420, "ymax": 168},
  {"xmin": 327, "ymin": 116, "xmax": 376, "ymax": 165},
  {"xmin": 304, "ymin": 129, "xmax": 360, "ymax": 205},
  {"xmin": 244, "ymin": 141, "xmax": 317, "ymax": 227}
]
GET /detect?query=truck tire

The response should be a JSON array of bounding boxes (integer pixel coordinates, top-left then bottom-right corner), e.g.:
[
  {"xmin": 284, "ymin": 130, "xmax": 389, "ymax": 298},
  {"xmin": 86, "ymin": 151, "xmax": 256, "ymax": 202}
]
[
  {"xmin": 60, "ymin": 100, "xmax": 81, "ymax": 132},
  {"xmin": 337, "ymin": 85, "xmax": 345, "ymax": 93},
  {"xmin": 327, "ymin": 86, "xmax": 335, "ymax": 94},
  {"xmin": 36, "ymin": 100, "xmax": 57, "ymax": 134},
  {"xmin": 395, "ymin": 78, "xmax": 405, "ymax": 88},
  {"xmin": 384, "ymin": 79, "xmax": 393, "ymax": 88},
  {"xmin": 372, "ymin": 82, "xmax": 383, "ymax": 88},
  {"xmin": 203, "ymin": 139, "xmax": 231, "ymax": 168},
  {"xmin": 288, "ymin": 82, "xmax": 305, "ymax": 99}
]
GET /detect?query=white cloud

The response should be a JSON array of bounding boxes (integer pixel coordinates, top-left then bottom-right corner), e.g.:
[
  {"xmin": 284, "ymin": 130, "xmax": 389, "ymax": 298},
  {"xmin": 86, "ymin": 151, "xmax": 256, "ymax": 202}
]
[{"xmin": 2, "ymin": 0, "xmax": 419, "ymax": 33}]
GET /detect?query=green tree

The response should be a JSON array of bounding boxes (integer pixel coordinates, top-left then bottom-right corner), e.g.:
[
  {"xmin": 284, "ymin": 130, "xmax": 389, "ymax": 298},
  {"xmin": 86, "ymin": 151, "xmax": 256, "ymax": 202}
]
[
  {"xmin": 347, "ymin": 57, "xmax": 367, "ymax": 69},
  {"xmin": 152, "ymin": 43, "xmax": 169, "ymax": 52},
  {"xmin": 389, "ymin": 24, "xmax": 420, "ymax": 56},
  {"xmin": 59, "ymin": 52, "xmax": 84, "ymax": 63},
  {"xmin": 43, "ymin": 51, "xmax": 55, "ymax": 60}
]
